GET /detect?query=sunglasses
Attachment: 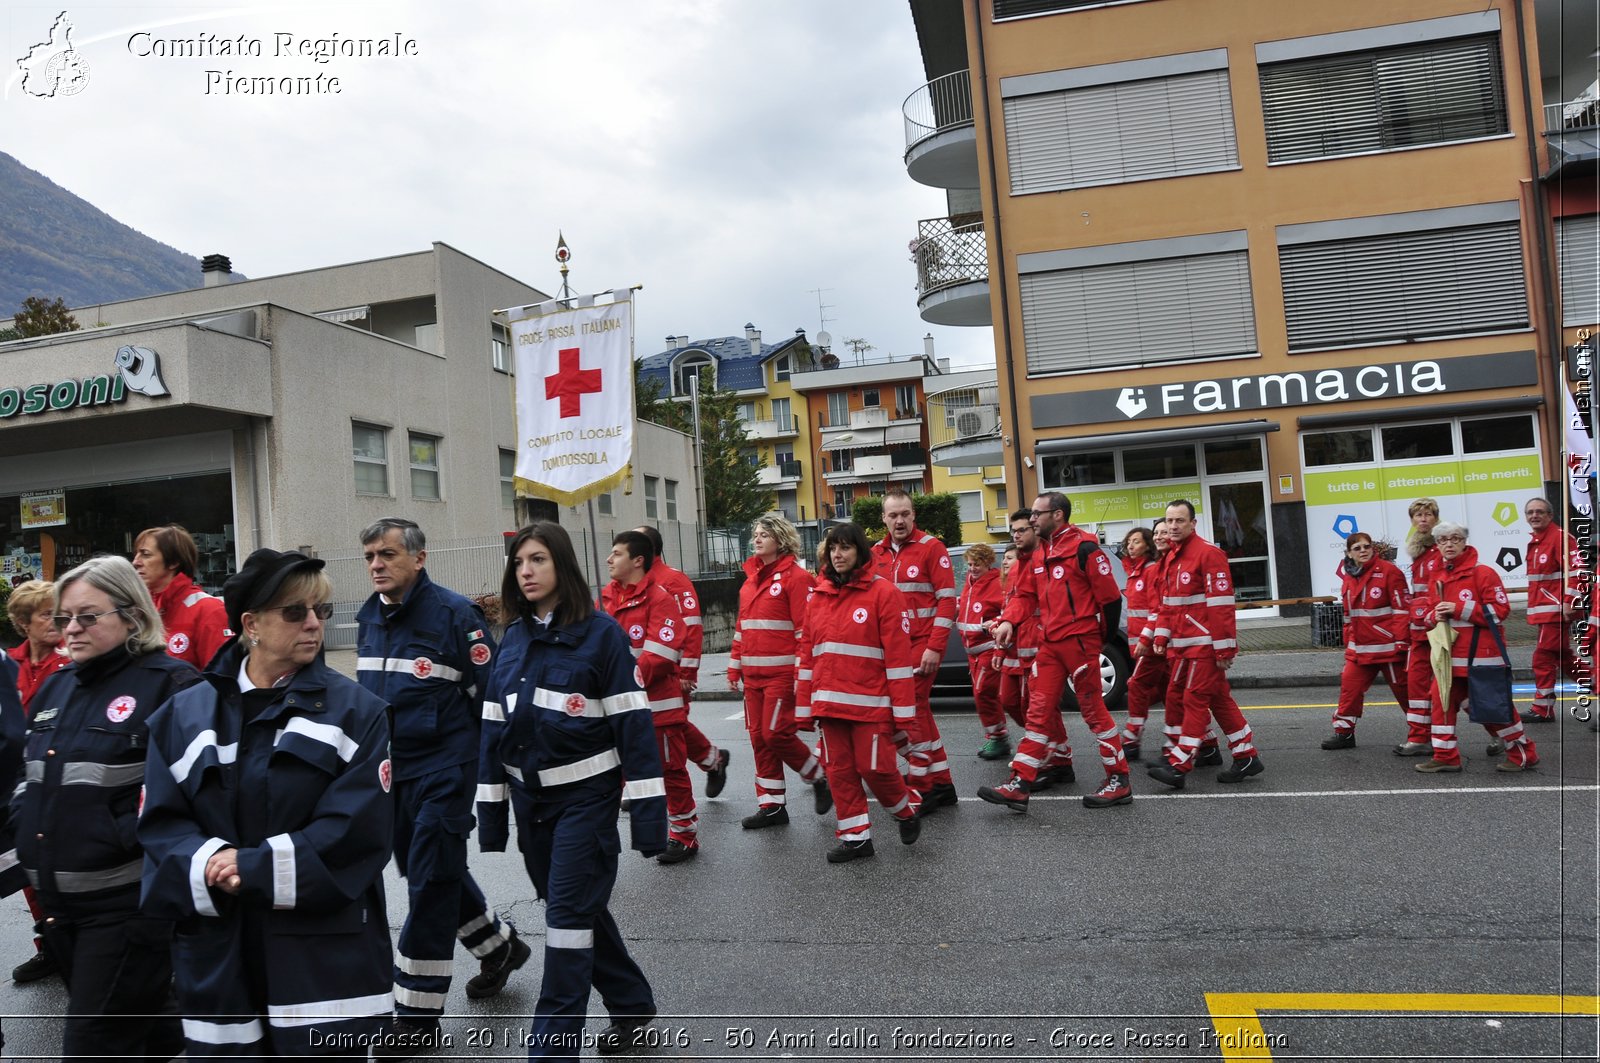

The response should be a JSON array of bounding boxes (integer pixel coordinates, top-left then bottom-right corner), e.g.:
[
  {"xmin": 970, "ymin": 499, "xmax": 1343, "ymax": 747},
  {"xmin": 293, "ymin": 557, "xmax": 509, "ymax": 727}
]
[
  {"xmin": 269, "ymin": 603, "xmax": 335, "ymax": 623},
  {"xmin": 51, "ymin": 608, "xmax": 125, "ymax": 630}
]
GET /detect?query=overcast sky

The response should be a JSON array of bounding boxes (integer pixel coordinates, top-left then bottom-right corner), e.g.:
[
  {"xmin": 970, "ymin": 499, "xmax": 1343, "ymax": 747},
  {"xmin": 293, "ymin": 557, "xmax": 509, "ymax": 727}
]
[{"xmin": 3, "ymin": 1, "xmax": 997, "ymax": 369}]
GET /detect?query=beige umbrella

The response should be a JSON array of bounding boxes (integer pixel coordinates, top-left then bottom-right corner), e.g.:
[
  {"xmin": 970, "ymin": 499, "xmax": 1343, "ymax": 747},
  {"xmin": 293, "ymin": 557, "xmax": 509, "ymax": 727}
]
[{"xmin": 1428, "ymin": 615, "xmax": 1456, "ymax": 707}]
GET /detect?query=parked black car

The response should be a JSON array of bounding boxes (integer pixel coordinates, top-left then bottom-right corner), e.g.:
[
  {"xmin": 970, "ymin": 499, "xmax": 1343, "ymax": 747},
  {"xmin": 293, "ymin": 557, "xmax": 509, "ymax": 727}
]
[{"xmin": 932, "ymin": 543, "xmax": 1132, "ymax": 712}]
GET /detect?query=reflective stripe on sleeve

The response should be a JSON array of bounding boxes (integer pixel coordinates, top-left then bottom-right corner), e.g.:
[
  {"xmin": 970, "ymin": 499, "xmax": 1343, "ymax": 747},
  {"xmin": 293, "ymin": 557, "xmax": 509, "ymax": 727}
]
[
  {"xmin": 476, "ymin": 783, "xmax": 506, "ymax": 802},
  {"xmin": 267, "ymin": 833, "xmax": 296, "ymax": 909},
  {"xmin": 355, "ymin": 657, "xmax": 463, "ymax": 683},
  {"xmin": 268, "ymin": 991, "xmax": 395, "ymax": 1027},
  {"xmin": 642, "ymin": 640, "xmax": 681, "ymax": 662},
  {"xmin": 624, "ymin": 777, "xmax": 666, "ymax": 800},
  {"xmin": 191, "ymin": 837, "xmax": 231, "ymax": 917},
  {"xmin": 171, "ymin": 730, "xmax": 238, "ymax": 785},
  {"xmin": 814, "ymin": 642, "xmax": 885, "ymax": 660},
  {"xmin": 275, "ymin": 717, "xmax": 361, "ymax": 762},
  {"xmin": 741, "ymin": 619, "xmax": 795, "ymax": 631}
]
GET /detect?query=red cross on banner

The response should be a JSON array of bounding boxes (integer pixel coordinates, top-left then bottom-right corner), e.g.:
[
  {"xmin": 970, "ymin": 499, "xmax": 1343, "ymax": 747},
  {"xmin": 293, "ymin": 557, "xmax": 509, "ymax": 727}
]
[{"xmin": 545, "ymin": 346, "xmax": 603, "ymax": 418}]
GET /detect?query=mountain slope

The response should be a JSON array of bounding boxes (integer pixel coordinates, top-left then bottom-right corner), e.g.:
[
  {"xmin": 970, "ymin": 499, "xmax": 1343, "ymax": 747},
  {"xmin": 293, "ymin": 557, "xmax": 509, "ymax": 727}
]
[{"xmin": 0, "ymin": 151, "xmax": 216, "ymax": 312}]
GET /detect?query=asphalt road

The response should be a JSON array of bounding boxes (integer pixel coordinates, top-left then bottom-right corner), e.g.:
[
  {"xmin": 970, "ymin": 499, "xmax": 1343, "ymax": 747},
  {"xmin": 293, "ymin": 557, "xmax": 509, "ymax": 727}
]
[{"xmin": 1, "ymin": 687, "xmax": 1595, "ymax": 1062}]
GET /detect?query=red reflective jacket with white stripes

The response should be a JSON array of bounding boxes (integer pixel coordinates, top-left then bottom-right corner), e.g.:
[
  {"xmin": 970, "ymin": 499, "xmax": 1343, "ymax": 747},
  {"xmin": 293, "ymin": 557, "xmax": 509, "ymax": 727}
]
[
  {"xmin": 653, "ymin": 563, "xmax": 704, "ymax": 682},
  {"xmin": 1000, "ymin": 524, "xmax": 1120, "ymax": 642},
  {"xmin": 795, "ymin": 561, "xmax": 917, "ymax": 731},
  {"xmin": 1000, "ymin": 549, "xmax": 1039, "ymax": 676},
  {"xmin": 1148, "ymin": 531, "xmax": 1238, "ymax": 661},
  {"xmin": 600, "ymin": 569, "xmax": 687, "ymax": 726},
  {"xmin": 1411, "ymin": 546, "xmax": 1511, "ymax": 677},
  {"xmin": 1525, "ymin": 524, "xmax": 1581, "ymax": 626},
  {"xmin": 870, "ymin": 530, "xmax": 957, "ymax": 656},
  {"xmin": 1406, "ymin": 538, "xmax": 1445, "ymax": 642},
  {"xmin": 955, "ymin": 567, "xmax": 1003, "ymax": 663},
  {"xmin": 1122, "ymin": 554, "xmax": 1156, "ymax": 655},
  {"xmin": 1337, "ymin": 557, "xmax": 1408, "ymax": 664},
  {"xmin": 728, "ymin": 553, "xmax": 813, "ymax": 683}
]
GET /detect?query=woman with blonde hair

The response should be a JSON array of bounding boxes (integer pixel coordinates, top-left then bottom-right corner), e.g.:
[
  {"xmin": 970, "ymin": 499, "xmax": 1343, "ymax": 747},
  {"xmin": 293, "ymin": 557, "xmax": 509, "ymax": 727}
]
[
  {"xmin": 728, "ymin": 514, "xmax": 830, "ymax": 829},
  {"xmin": 954, "ymin": 543, "xmax": 1007, "ymax": 759},
  {"xmin": 14, "ymin": 556, "xmax": 199, "ymax": 1061}
]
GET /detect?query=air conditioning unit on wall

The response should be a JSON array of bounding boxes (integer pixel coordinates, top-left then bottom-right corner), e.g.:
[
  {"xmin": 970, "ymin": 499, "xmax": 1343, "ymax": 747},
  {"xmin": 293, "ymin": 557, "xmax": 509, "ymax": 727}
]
[{"xmin": 954, "ymin": 407, "xmax": 997, "ymax": 438}]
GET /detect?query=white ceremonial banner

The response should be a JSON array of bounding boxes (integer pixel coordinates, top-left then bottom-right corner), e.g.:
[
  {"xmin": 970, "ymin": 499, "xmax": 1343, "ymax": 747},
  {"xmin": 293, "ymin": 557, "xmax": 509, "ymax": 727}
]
[{"xmin": 509, "ymin": 292, "xmax": 634, "ymax": 505}]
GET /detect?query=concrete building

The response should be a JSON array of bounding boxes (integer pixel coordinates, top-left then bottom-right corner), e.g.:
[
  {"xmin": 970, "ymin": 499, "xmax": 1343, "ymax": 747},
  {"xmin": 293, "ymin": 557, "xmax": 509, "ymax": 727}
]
[
  {"xmin": 905, "ymin": 0, "xmax": 1592, "ymax": 609},
  {"xmin": 0, "ymin": 244, "xmax": 699, "ymax": 603}
]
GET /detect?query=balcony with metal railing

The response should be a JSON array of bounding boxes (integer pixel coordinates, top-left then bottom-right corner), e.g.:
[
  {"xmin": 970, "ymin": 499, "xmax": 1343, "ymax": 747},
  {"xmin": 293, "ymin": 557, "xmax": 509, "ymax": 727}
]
[
  {"xmin": 1544, "ymin": 95, "xmax": 1600, "ymax": 175},
  {"xmin": 746, "ymin": 414, "xmax": 800, "ymax": 441},
  {"xmin": 914, "ymin": 216, "xmax": 991, "ymax": 327},
  {"xmin": 987, "ymin": 507, "xmax": 1013, "ymax": 534},
  {"xmin": 903, "ymin": 70, "xmax": 979, "ymax": 188},
  {"xmin": 756, "ymin": 459, "xmax": 803, "ymax": 488},
  {"xmin": 927, "ymin": 381, "xmax": 1004, "ymax": 468}
]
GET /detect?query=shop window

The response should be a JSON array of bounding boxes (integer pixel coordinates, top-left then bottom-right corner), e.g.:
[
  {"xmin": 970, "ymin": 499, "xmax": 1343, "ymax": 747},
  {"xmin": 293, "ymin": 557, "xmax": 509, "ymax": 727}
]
[
  {"xmin": 499, "ymin": 449, "xmax": 516, "ymax": 509},
  {"xmin": 409, "ymin": 433, "xmax": 441, "ymax": 501},
  {"xmin": 1461, "ymin": 414, "xmax": 1535, "ymax": 454},
  {"xmin": 1381, "ymin": 422, "xmax": 1452, "ymax": 461},
  {"xmin": 1040, "ymin": 450, "xmax": 1115, "ymax": 488},
  {"xmin": 1123, "ymin": 445, "xmax": 1198, "ymax": 482},
  {"xmin": 598, "ymin": 491, "xmax": 614, "ymax": 517},
  {"xmin": 665, "ymin": 480, "xmax": 679, "ymax": 521},
  {"xmin": 1302, "ymin": 429, "xmax": 1373, "ymax": 467},
  {"xmin": 1205, "ymin": 439, "xmax": 1264, "ymax": 475},
  {"xmin": 352, "ymin": 423, "xmax": 389, "ymax": 496},
  {"xmin": 643, "ymin": 477, "xmax": 659, "ymax": 520}
]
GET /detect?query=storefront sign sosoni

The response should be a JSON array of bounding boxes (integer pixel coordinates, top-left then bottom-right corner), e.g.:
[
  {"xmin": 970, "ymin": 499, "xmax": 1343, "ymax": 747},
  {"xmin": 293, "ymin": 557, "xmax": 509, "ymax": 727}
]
[
  {"xmin": 1032, "ymin": 350, "xmax": 1538, "ymax": 428},
  {"xmin": 0, "ymin": 346, "xmax": 170, "ymax": 419}
]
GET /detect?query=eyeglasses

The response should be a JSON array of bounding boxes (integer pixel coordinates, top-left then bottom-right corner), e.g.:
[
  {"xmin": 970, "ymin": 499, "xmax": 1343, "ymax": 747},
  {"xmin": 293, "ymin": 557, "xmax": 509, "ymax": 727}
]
[
  {"xmin": 270, "ymin": 603, "xmax": 334, "ymax": 623},
  {"xmin": 1029, "ymin": 509, "xmax": 1052, "ymax": 516},
  {"xmin": 1348, "ymin": 543, "xmax": 1375, "ymax": 551},
  {"xmin": 51, "ymin": 609, "xmax": 124, "ymax": 630},
  {"xmin": 1435, "ymin": 535, "xmax": 1466, "ymax": 544}
]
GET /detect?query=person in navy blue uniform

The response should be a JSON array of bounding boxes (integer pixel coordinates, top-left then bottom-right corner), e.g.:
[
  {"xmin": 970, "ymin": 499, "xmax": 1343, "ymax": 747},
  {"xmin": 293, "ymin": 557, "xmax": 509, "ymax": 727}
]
[
  {"xmin": 354, "ymin": 518, "xmax": 525, "ymax": 1047},
  {"xmin": 12, "ymin": 555, "xmax": 197, "ymax": 1063},
  {"xmin": 477, "ymin": 522, "xmax": 668, "ymax": 1061},
  {"xmin": 0, "ymin": 653, "xmax": 27, "ymax": 1058},
  {"xmin": 139, "ymin": 549, "xmax": 396, "ymax": 1059}
]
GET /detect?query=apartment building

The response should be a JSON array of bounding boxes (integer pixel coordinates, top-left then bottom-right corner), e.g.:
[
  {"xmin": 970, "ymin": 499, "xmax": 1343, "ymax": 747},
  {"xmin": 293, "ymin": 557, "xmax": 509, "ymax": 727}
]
[{"xmin": 905, "ymin": 0, "xmax": 1591, "ymax": 607}]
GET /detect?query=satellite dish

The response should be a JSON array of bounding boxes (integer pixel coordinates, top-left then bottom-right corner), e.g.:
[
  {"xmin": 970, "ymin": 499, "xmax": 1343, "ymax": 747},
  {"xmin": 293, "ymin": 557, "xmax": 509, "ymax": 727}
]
[{"xmin": 816, "ymin": 329, "xmax": 832, "ymax": 350}]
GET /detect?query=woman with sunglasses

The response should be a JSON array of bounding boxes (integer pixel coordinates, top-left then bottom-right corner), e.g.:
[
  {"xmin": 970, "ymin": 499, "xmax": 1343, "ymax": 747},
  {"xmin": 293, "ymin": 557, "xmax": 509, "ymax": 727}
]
[
  {"xmin": 1320, "ymin": 533, "xmax": 1410, "ymax": 751},
  {"xmin": 139, "ymin": 548, "xmax": 396, "ymax": 1058},
  {"xmin": 476, "ymin": 522, "xmax": 667, "ymax": 1060},
  {"xmin": 13, "ymin": 555, "xmax": 200, "ymax": 1062}
]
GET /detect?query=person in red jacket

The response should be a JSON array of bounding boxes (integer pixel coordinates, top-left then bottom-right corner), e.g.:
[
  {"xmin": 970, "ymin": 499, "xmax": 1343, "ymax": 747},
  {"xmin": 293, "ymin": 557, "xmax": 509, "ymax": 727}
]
[
  {"xmin": 132, "ymin": 524, "xmax": 231, "ymax": 670},
  {"xmin": 1394, "ymin": 498, "xmax": 1446, "ymax": 757},
  {"xmin": 984, "ymin": 491, "xmax": 1133, "ymax": 811},
  {"xmin": 1411, "ymin": 521, "xmax": 1539, "ymax": 772},
  {"xmin": 728, "ymin": 514, "xmax": 831, "ymax": 829},
  {"xmin": 600, "ymin": 532, "xmax": 699, "ymax": 862},
  {"xmin": 635, "ymin": 525, "xmax": 731, "ymax": 795},
  {"xmin": 796, "ymin": 523, "xmax": 922, "ymax": 863},
  {"xmin": 955, "ymin": 544, "xmax": 1007, "ymax": 760},
  {"xmin": 4, "ymin": 580, "xmax": 69, "ymax": 711},
  {"xmin": 1145, "ymin": 500, "xmax": 1265, "ymax": 788},
  {"xmin": 871, "ymin": 490, "xmax": 958, "ymax": 814},
  {"xmin": 1522, "ymin": 498, "xmax": 1582, "ymax": 722},
  {"xmin": 998, "ymin": 513, "xmax": 1038, "ymax": 736},
  {"xmin": 1117, "ymin": 525, "xmax": 1164, "ymax": 760},
  {"xmin": 1321, "ymin": 533, "xmax": 1411, "ymax": 750}
]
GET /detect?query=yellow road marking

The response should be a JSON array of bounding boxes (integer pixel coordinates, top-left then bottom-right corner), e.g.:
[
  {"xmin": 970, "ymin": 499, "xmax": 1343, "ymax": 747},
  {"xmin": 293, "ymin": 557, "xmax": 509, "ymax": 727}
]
[{"xmin": 1205, "ymin": 992, "xmax": 1600, "ymax": 1060}]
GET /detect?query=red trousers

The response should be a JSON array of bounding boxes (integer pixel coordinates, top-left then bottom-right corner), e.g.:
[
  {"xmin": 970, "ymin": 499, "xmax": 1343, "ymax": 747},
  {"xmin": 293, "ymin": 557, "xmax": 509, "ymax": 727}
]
[
  {"xmin": 1404, "ymin": 641, "xmax": 1440, "ymax": 745},
  {"xmin": 1121, "ymin": 653, "xmax": 1169, "ymax": 743},
  {"xmin": 1165, "ymin": 656, "xmax": 1258, "ymax": 771},
  {"xmin": 898, "ymin": 666, "xmax": 953, "ymax": 795},
  {"xmin": 969, "ymin": 654, "xmax": 1007, "ymax": 738},
  {"xmin": 682, "ymin": 718, "xmax": 722, "ymax": 772},
  {"xmin": 1429, "ymin": 678, "xmax": 1538, "ymax": 767},
  {"xmin": 743, "ymin": 673, "xmax": 823, "ymax": 809},
  {"xmin": 1011, "ymin": 634, "xmax": 1126, "ymax": 783},
  {"xmin": 818, "ymin": 717, "xmax": 915, "ymax": 842},
  {"xmin": 655, "ymin": 722, "xmax": 698, "ymax": 845},
  {"xmin": 1332, "ymin": 658, "xmax": 1412, "ymax": 739},
  {"xmin": 1531, "ymin": 623, "xmax": 1582, "ymax": 716},
  {"xmin": 998, "ymin": 671, "xmax": 1028, "ymax": 728}
]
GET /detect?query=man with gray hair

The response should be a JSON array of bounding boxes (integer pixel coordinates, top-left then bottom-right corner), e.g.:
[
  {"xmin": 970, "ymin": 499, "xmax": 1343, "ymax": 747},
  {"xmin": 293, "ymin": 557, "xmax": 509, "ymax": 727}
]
[{"xmin": 355, "ymin": 518, "xmax": 526, "ymax": 1052}]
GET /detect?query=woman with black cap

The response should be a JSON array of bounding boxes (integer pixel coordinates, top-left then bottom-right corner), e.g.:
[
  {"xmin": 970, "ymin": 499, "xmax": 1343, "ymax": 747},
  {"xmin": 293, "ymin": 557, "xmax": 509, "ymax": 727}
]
[
  {"xmin": 138, "ymin": 548, "xmax": 396, "ymax": 1059},
  {"xmin": 13, "ymin": 555, "xmax": 198, "ymax": 1062}
]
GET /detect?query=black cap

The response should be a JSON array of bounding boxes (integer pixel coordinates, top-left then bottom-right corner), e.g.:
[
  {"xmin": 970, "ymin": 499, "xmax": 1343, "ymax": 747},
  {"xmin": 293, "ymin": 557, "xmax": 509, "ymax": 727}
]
[{"xmin": 223, "ymin": 548, "xmax": 326, "ymax": 631}]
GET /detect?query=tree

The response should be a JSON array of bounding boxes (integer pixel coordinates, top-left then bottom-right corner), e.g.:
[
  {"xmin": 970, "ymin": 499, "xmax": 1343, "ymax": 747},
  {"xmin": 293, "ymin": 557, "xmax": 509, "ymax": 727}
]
[
  {"xmin": 12, "ymin": 296, "xmax": 80, "ymax": 338},
  {"xmin": 694, "ymin": 368, "xmax": 774, "ymax": 529}
]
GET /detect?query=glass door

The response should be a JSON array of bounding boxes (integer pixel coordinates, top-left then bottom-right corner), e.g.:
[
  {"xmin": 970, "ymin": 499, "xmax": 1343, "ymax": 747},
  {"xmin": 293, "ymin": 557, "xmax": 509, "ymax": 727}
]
[{"xmin": 1206, "ymin": 481, "xmax": 1273, "ymax": 604}]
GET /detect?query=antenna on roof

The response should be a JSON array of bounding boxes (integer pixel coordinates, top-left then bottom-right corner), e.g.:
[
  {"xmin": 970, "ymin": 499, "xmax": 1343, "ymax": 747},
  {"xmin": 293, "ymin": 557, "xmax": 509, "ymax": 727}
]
[{"xmin": 808, "ymin": 287, "xmax": 834, "ymax": 339}]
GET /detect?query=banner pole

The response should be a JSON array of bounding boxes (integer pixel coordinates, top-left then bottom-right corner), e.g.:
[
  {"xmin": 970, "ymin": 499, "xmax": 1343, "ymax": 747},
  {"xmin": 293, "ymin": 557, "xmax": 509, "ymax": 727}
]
[{"xmin": 587, "ymin": 497, "xmax": 604, "ymax": 593}]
